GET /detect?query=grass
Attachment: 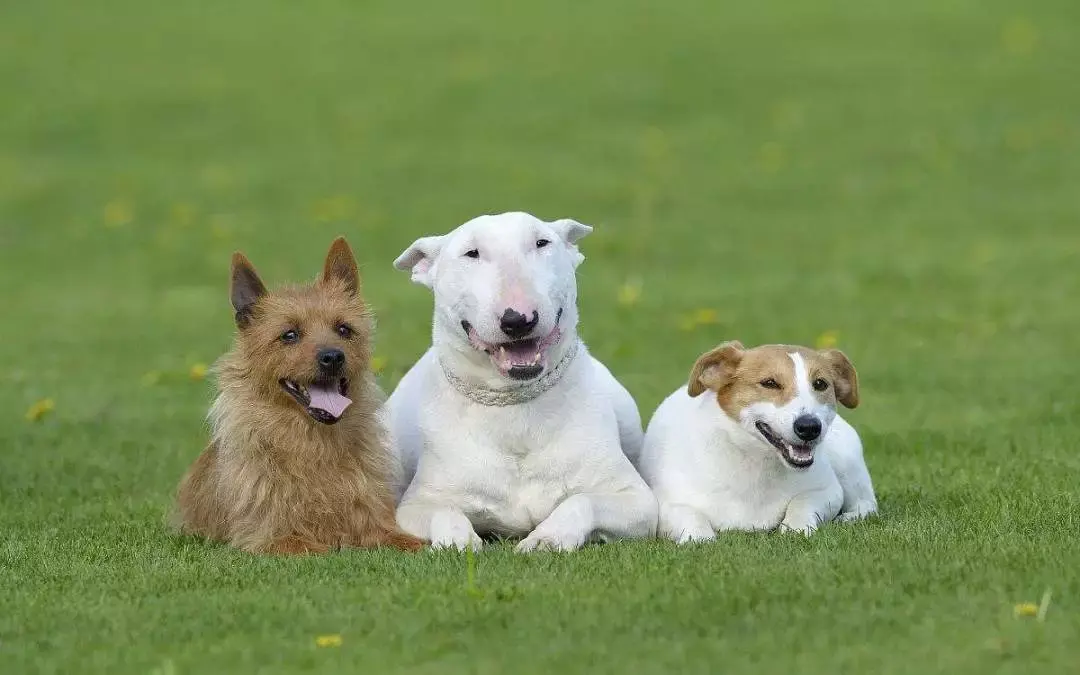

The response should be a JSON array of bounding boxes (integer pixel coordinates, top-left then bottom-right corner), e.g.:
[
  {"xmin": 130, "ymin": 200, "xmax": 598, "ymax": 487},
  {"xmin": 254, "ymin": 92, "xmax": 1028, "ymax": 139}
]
[{"xmin": 2, "ymin": 0, "xmax": 1079, "ymax": 672}]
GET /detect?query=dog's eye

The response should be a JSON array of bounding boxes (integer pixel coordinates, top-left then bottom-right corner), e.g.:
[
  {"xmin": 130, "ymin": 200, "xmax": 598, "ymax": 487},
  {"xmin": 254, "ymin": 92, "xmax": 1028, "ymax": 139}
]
[
  {"xmin": 812, "ymin": 378, "xmax": 829, "ymax": 391},
  {"xmin": 536, "ymin": 239, "xmax": 550, "ymax": 249},
  {"xmin": 336, "ymin": 323, "xmax": 353, "ymax": 339},
  {"xmin": 464, "ymin": 249, "xmax": 480, "ymax": 259},
  {"xmin": 280, "ymin": 329, "xmax": 300, "ymax": 344},
  {"xmin": 759, "ymin": 378, "xmax": 781, "ymax": 389}
]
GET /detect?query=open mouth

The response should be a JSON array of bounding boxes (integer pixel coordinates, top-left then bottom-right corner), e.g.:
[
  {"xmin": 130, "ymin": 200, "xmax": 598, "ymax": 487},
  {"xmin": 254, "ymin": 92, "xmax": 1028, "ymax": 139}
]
[
  {"xmin": 279, "ymin": 377, "xmax": 352, "ymax": 425},
  {"xmin": 461, "ymin": 308, "xmax": 562, "ymax": 381},
  {"xmin": 755, "ymin": 421, "xmax": 815, "ymax": 468}
]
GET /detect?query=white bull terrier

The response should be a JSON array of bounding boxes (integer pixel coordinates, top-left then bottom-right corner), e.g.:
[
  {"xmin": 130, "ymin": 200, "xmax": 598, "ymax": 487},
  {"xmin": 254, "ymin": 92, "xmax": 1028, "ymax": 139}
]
[{"xmin": 388, "ymin": 211, "xmax": 657, "ymax": 551}]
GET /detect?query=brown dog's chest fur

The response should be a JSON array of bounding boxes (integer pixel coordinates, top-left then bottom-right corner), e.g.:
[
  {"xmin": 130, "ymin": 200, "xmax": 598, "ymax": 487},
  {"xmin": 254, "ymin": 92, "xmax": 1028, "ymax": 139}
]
[{"xmin": 174, "ymin": 367, "xmax": 418, "ymax": 554}]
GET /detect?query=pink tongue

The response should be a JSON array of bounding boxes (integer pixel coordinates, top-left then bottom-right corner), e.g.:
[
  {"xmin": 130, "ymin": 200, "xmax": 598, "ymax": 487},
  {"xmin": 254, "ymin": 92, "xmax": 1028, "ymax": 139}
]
[{"xmin": 307, "ymin": 384, "xmax": 352, "ymax": 418}]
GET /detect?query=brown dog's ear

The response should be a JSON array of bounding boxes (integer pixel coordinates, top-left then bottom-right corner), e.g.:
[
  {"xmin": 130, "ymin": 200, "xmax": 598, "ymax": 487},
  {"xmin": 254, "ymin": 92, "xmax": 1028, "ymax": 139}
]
[
  {"xmin": 321, "ymin": 237, "xmax": 360, "ymax": 295},
  {"xmin": 230, "ymin": 252, "xmax": 267, "ymax": 328},
  {"xmin": 687, "ymin": 341, "xmax": 745, "ymax": 397},
  {"xmin": 821, "ymin": 349, "xmax": 859, "ymax": 409}
]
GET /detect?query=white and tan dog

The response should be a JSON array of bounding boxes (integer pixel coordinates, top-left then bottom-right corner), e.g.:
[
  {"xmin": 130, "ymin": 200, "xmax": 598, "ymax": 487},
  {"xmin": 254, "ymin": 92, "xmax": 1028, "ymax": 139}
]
[
  {"xmin": 639, "ymin": 341, "xmax": 877, "ymax": 542},
  {"xmin": 388, "ymin": 211, "xmax": 657, "ymax": 551}
]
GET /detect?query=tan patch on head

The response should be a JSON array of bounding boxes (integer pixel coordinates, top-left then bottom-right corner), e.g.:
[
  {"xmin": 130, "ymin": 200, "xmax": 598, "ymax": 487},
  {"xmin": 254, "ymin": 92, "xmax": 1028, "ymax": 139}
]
[
  {"xmin": 714, "ymin": 345, "xmax": 798, "ymax": 419},
  {"xmin": 814, "ymin": 348, "xmax": 859, "ymax": 408},
  {"xmin": 688, "ymin": 342, "xmax": 860, "ymax": 419}
]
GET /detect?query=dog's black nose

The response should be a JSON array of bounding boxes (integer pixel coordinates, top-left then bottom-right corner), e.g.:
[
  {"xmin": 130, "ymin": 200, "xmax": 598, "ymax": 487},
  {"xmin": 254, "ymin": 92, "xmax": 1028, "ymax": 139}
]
[
  {"xmin": 499, "ymin": 308, "xmax": 539, "ymax": 339},
  {"xmin": 793, "ymin": 415, "xmax": 822, "ymax": 442},
  {"xmin": 317, "ymin": 347, "xmax": 345, "ymax": 372}
]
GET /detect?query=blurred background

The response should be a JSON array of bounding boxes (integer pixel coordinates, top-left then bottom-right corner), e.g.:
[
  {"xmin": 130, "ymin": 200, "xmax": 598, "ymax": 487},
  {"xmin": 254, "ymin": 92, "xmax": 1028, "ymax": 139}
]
[
  {"xmin": 3, "ymin": 0, "xmax": 1077, "ymax": 410},
  {"xmin": 2, "ymin": 0, "xmax": 1079, "ymax": 670}
]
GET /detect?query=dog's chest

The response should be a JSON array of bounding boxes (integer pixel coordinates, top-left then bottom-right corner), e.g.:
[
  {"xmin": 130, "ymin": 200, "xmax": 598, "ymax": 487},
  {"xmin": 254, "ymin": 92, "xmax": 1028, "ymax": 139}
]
[
  {"xmin": 705, "ymin": 479, "xmax": 790, "ymax": 530},
  {"xmin": 449, "ymin": 419, "xmax": 587, "ymax": 534},
  {"xmin": 700, "ymin": 459, "xmax": 833, "ymax": 530}
]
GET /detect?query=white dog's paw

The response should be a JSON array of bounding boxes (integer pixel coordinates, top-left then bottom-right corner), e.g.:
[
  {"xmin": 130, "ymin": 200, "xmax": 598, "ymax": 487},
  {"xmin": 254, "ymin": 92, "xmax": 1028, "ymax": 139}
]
[
  {"xmin": 431, "ymin": 530, "xmax": 483, "ymax": 551},
  {"xmin": 779, "ymin": 523, "xmax": 817, "ymax": 536},
  {"xmin": 429, "ymin": 510, "xmax": 483, "ymax": 551},
  {"xmin": 674, "ymin": 525, "xmax": 716, "ymax": 545},
  {"xmin": 515, "ymin": 527, "xmax": 587, "ymax": 553},
  {"xmin": 837, "ymin": 502, "xmax": 878, "ymax": 523},
  {"xmin": 779, "ymin": 514, "xmax": 821, "ymax": 536}
]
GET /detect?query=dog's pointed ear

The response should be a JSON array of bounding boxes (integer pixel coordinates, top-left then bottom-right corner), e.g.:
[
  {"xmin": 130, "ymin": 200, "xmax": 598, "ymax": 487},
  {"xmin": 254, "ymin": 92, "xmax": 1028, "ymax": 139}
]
[
  {"xmin": 321, "ymin": 236, "xmax": 360, "ymax": 295},
  {"xmin": 393, "ymin": 235, "xmax": 445, "ymax": 288},
  {"xmin": 820, "ymin": 349, "xmax": 859, "ymax": 409},
  {"xmin": 688, "ymin": 340, "xmax": 745, "ymax": 397},
  {"xmin": 230, "ymin": 252, "xmax": 267, "ymax": 328},
  {"xmin": 550, "ymin": 218, "xmax": 592, "ymax": 268}
]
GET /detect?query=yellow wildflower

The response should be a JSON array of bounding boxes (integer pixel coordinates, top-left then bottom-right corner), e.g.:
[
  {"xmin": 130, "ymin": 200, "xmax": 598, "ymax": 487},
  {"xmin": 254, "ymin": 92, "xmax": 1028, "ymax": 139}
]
[
  {"xmin": 678, "ymin": 308, "xmax": 720, "ymax": 332},
  {"xmin": 370, "ymin": 356, "xmax": 388, "ymax": 375},
  {"xmin": 25, "ymin": 398, "xmax": 55, "ymax": 422},
  {"xmin": 616, "ymin": 279, "xmax": 642, "ymax": 307},
  {"xmin": 1014, "ymin": 602, "xmax": 1038, "ymax": 617},
  {"xmin": 692, "ymin": 308, "xmax": 719, "ymax": 325},
  {"xmin": 315, "ymin": 634, "xmax": 343, "ymax": 648},
  {"xmin": 815, "ymin": 330, "xmax": 839, "ymax": 349},
  {"xmin": 189, "ymin": 363, "xmax": 209, "ymax": 381},
  {"xmin": 103, "ymin": 199, "xmax": 134, "ymax": 228}
]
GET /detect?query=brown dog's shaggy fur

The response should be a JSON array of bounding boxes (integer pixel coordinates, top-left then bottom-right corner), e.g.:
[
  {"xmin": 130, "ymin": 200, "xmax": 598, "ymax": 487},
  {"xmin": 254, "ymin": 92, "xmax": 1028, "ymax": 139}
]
[{"xmin": 173, "ymin": 238, "xmax": 423, "ymax": 554}]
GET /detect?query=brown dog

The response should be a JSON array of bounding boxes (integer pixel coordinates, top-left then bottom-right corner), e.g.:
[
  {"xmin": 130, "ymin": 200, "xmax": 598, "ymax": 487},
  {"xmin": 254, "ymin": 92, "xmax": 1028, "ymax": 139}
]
[{"xmin": 173, "ymin": 238, "xmax": 423, "ymax": 554}]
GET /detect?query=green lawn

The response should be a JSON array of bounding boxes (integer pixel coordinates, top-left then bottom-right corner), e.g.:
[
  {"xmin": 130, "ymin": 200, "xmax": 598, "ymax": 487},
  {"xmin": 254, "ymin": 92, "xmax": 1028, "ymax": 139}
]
[{"xmin": 2, "ymin": 0, "xmax": 1079, "ymax": 672}]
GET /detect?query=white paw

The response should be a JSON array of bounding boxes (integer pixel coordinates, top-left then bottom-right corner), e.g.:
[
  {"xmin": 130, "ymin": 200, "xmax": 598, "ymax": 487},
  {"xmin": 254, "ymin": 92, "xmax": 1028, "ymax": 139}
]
[
  {"xmin": 674, "ymin": 526, "xmax": 716, "ymax": 545},
  {"xmin": 779, "ymin": 519, "xmax": 819, "ymax": 536},
  {"xmin": 515, "ymin": 526, "xmax": 586, "ymax": 553},
  {"xmin": 429, "ymin": 511, "xmax": 483, "ymax": 551},
  {"xmin": 837, "ymin": 502, "xmax": 877, "ymax": 523}
]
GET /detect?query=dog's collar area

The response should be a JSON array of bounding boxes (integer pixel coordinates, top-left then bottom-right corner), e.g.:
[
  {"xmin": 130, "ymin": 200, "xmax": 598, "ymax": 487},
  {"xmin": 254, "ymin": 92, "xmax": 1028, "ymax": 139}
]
[
  {"xmin": 754, "ymin": 421, "xmax": 814, "ymax": 468},
  {"xmin": 439, "ymin": 339, "xmax": 581, "ymax": 406}
]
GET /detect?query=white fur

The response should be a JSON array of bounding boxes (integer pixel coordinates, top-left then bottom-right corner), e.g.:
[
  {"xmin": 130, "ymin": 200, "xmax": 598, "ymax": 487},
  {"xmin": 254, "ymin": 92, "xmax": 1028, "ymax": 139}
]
[
  {"xmin": 639, "ymin": 352, "xmax": 878, "ymax": 541},
  {"xmin": 388, "ymin": 212, "xmax": 657, "ymax": 551}
]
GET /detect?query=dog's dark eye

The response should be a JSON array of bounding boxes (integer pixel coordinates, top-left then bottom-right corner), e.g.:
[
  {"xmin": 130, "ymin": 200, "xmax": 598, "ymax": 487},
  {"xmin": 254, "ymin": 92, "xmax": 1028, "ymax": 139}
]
[
  {"xmin": 536, "ymin": 239, "xmax": 550, "ymax": 249},
  {"xmin": 464, "ymin": 249, "xmax": 480, "ymax": 259},
  {"xmin": 336, "ymin": 323, "xmax": 353, "ymax": 339},
  {"xmin": 812, "ymin": 378, "xmax": 829, "ymax": 391},
  {"xmin": 759, "ymin": 378, "xmax": 781, "ymax": 390},
  {"xmin": 280, "ymin": 329, "xmax": 300, "ymax": 344}
]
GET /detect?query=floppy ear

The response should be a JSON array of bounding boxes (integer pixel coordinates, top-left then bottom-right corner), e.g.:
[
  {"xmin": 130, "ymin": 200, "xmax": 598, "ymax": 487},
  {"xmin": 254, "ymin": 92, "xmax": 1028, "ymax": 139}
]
[
  {"xmin": 393, "ymin": 235, "xmax": 445, "ymax": 288},
  {"xmin": 550, "ymin": 218, "xmax": 593, "ymax": 268},
  {"xmin": 687, "ymin": 340, "xmax": 745, "ymax": 397},
  {"xmin": 230, "ymin": 252, "xmax": 267, "ymax": 328},
  {"xmin": 321, "ymin": 236, "xmax": 360, "ymax": 295},
  {"xmin": 820, "ymin": 349, "xmax": 859, "ymax": 409}
]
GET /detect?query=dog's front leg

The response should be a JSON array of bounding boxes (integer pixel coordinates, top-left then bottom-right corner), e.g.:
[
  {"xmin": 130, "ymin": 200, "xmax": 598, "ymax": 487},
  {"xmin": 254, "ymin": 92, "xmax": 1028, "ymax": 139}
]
[
  {"xmin": 516, "ymin": 490, "xmax": 658, "ymax": 552},
  {"xmin": 397, "ymin": 501, "xmax": 483, "ymax": 551},
  {"xmin": 780, "ymin": 489, "xmax": 842, "ymax": 535}
]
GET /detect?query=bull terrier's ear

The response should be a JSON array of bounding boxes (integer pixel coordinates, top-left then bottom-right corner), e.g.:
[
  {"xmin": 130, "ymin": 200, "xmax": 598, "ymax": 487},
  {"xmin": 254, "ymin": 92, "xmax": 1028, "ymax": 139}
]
[
  {"xmin": 820, "ymin": 348, "xmax": 860, "ymax": 409},
  {"xmin": 393, "ymin": 235, "xmax": 445, "ymax": 288},
  {"xmin": 230, "ymin": 252, "xmax": 267, "ymax": 329},
  {"xmin": 687, "ymin": 341, "xmax": 745, "ymax": 397},
  {"xmin": 321, "ymin": 236, "xmax": 360, "ymax": 296},
  {"xmin": 551, "ymin": 218, "xmax": 593, "ymax": 267}
]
